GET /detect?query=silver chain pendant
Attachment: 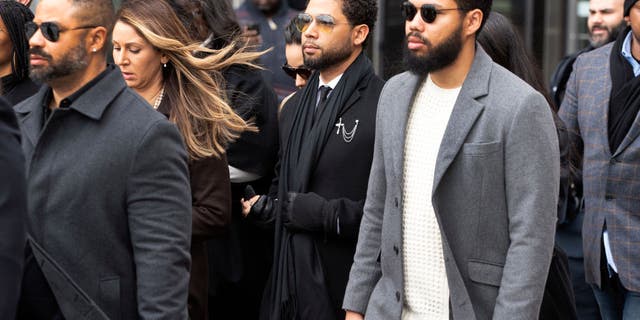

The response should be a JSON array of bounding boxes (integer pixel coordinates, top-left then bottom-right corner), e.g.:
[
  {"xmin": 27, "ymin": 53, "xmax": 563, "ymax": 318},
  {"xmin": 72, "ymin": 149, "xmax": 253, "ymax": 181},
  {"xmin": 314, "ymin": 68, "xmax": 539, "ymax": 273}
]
[{"xmin": 335, "ymin": 117, "xmax": 359, "ymax": 143}]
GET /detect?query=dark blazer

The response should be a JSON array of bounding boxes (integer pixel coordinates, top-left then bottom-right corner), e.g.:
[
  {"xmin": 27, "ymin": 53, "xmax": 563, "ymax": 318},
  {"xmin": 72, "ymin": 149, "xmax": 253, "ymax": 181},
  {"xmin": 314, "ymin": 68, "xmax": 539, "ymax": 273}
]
[
  {"xmin": 224, "ymin": 64, "xmax": 279, "ymax": 177},
  {"xmin": 560, "ymin": 42, "xmax": 640, "ymax": 292},
  {"xmin": 0, "ymin": 97, "xmax": 26, "ymax": 319},
  {"xmin": 276, "ymin": 69, "xmax": 385, "ymax": 319},
  {"xmin": 13, "ymin": 66, "xmax": 192, "ymax": 319}
]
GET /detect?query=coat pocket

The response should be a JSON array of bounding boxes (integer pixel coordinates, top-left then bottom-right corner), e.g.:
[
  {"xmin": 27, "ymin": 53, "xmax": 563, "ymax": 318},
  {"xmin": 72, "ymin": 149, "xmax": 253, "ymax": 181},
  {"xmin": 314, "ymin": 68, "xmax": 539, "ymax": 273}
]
[
  {"xmin": 99, "ymin": 277, "xmax": 121, "ymax": 320},
  {"xmin": 468, "ymin": 260, "xmax": 504, "ymax": 287},
  {"xmin": 462, "ymin": 141, "xmax": 501, "ymax": 156}
]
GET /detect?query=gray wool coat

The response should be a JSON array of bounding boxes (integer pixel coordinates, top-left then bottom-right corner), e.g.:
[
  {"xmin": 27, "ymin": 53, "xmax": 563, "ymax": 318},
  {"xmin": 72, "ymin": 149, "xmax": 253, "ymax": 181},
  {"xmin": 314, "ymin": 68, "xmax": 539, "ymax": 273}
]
[
  {"xmin": 343, "ymin": 47, "xmax": 560, "ymax": 320},
  {"xmin": 14, "ymin": 65, "xmax": 192, "ymax": 320}
]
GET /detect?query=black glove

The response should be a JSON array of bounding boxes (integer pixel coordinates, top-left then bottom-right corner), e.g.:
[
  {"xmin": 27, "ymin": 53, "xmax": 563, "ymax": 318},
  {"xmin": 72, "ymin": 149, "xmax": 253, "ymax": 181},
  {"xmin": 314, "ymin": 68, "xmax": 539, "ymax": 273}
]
[
  {"xmin": 283, "ymin": 192, "xmax": 338, "ymax": 234},
  {"xmin": 247, "ymin": 194, "xmax": 278, "ymax": 224}
]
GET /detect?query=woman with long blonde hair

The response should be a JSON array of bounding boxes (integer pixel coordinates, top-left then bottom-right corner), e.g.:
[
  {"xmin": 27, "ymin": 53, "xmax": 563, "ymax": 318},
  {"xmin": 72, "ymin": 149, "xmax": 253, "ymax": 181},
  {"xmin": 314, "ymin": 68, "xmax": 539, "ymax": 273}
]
[{"xmin": 112, "ymin": 0, "xmax": 261, "ymax": 318}]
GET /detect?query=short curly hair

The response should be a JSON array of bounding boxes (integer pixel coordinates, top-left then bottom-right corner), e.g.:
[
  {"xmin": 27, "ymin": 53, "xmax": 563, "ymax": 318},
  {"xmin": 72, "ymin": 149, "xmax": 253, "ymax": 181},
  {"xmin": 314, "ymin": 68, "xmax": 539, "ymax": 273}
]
[
  {"xmin": 341, "ymin": 0, "xmax": 378, "ymax": 48},
  {"xmin": 455, "ymin": 0, "xmax": 493, "ymax": 32}
]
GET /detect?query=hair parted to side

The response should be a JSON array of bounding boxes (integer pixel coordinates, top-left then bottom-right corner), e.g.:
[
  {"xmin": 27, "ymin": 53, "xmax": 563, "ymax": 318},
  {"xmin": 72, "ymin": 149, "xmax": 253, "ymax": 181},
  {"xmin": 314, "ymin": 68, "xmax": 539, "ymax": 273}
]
[
  {"xmin": 455, "ymin": 0, "xmax": 492, "ymax": 32},
  {"xmin": 341, "ymin": 0, "xmax": 378, "ymax": 48},
  {"xmin": 117, "ymin": 0, "xmax": 262, "ymax": 160},
  {"xmin": 0, "ymin": 1, "xmax": 33, "ymax": 80}
]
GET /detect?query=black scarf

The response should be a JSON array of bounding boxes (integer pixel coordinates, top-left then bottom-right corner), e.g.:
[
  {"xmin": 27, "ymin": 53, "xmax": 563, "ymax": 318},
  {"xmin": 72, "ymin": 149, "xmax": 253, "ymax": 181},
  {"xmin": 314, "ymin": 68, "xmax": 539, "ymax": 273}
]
[
  {"xmin": 609, "ymin": 26, "xmax": 640, "ymax": 153},
  {"xmin": 260, "ymin": 53, "xmax": 373, "ymax": 320}
]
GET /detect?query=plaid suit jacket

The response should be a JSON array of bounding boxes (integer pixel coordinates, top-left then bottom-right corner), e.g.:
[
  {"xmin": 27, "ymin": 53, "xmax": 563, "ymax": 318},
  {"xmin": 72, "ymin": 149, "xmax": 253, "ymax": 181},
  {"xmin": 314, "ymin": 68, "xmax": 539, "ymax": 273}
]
[{"xmin": 560, "ymin": 42, "xmax": 640, "ymax": 292}]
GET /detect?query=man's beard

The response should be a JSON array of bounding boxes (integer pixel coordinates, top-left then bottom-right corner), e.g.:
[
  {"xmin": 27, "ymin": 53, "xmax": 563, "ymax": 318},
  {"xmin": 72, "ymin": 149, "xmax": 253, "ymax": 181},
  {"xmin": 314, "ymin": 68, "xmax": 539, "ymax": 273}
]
[
  {"xmin": 404, "ymin": 24, "xmax": 463, "ymax": 77},
  {"xmin": 303, "ymin": 38, "xmax": 353, "ymax": 71},
  {"xmin": 590, "ymin": 22, "xmax": 625, "ymax": 47},
  {"xmin": 29, "ymin": 40, "xmax": 89, "ymax": 83}
]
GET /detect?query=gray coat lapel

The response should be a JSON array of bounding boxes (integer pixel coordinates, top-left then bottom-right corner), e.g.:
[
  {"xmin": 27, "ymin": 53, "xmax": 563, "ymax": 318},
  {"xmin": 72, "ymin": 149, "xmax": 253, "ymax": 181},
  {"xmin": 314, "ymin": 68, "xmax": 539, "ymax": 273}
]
[
  {"xmin": 391, "ymin": 73, "xmax": 421, "ymax": 178},
  {"xmin": 432, "ymin": 47, "xmax": 491, "ymax": 194}
]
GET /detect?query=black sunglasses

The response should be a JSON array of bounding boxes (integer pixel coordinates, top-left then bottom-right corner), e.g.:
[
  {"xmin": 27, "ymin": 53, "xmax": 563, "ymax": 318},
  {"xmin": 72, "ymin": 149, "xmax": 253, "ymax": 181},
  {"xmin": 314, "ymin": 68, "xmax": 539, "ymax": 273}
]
[
  {"xmin": 25, "ymin": 21, "xmax": 99, "ymax": 42},
  {"xmin": 282, "ymin": 64, "xmax": 312, "ymax": 80},
  {"xmin": 401, "ymin": 2, "xmax": 463, "ymax": 23}
]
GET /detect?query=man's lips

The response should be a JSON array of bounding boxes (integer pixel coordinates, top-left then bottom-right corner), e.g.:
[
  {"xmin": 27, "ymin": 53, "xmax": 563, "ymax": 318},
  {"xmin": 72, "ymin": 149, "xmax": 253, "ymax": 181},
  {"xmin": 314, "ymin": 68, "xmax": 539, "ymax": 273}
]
[
  {"xmin": 591, "ymin": 26, "xmax": 608, "ymax": 34},
  {"xmin": 29, "ymin": 54, "xmax": 48, "ymax": 66},
  {"xmin": 407, "ymin": 36, "xmax": 425, "ymax": 50},
  {"xmin": 303, "ymin": 44, "xmax": 319, "ymax": 54}
]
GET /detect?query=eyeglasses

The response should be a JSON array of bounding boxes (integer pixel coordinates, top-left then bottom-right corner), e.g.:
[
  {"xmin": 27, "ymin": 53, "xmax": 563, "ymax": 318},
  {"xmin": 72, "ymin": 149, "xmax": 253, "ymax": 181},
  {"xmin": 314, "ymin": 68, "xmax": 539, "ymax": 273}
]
[
  {"xmin": 294, "ymin": 12, "xmax": 350, "ymax": 33},
  {"xmin": 25, "ymin": 21, "xmax": 100, "ymax": 42},
  {"xmin": 401, "ymin": 2, "xmax": 464, "ymax": 23},
  {"xmin": 282, "ymin": 63, "xmax": 312, "ymax": 80}
]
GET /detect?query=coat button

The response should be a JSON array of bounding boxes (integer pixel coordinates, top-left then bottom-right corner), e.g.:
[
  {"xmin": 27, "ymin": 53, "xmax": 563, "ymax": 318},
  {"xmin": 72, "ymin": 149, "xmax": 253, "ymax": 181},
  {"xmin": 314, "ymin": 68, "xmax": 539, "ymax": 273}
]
[
  {"xmin": 393, "ymin": 245, "xmax": 399, "ymax": 255},
  {"xmin": 394, "ymin": 197, "xmax": 399, "ymax": 208},
  {"xmin": 396, "ymin": 291, "xmax": 401, "ymax": 302}
]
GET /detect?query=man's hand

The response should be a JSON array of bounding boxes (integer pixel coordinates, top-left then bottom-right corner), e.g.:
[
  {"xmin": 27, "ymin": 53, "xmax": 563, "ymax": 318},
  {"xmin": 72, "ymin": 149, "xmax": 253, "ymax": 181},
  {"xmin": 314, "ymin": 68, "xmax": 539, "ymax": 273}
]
[
  {"xmin": 345, "ymin": 310, "xmax": 364, "ymax": 320},
  {"xmin": 240, "ymin": 195, "xmax": 260, "ymax": 217}
]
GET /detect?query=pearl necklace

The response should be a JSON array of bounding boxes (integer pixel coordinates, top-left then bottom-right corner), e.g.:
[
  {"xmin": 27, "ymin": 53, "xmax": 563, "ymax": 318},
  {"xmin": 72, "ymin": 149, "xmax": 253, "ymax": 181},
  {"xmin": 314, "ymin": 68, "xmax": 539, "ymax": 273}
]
[{"xmin": 152, "ymin": 86, "xmax": 165, "ymax": 110}]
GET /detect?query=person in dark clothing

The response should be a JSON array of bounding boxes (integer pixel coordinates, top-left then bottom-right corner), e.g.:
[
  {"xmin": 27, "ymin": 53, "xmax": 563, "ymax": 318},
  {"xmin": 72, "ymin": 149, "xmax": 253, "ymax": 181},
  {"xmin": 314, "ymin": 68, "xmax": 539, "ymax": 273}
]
[
  {"xmin": 478, "ymin": 12, "xmax": 578, "ymax": 320},
  {"xmin": 113, "ymin": 0, "xmax": 264, "ymax": 318},
  {"xmin": 236, "ymin": 0, "xmax": 299, "ymax": 101},
  {"xmin": 241, "ymin": 0, "xmax": 384, "ymax": 318},
  {"xmin": 168, "ymin": 0, "xmax": 280, "ymax": 318},
  {"xmin": 0, "ymin": 96, "xmax": 27, "ymax": 320},
  {"xmin": 0, "ymin": 1, "xmax": 39, "ymax": 104},
  {"xmin": 15, "ymin": 0, "xmax": 193, "ymax": 318},
  {"xmin": 551, "ymin": 2, "xmax": 624, "ymax": 319},
  {"xmin": 287, "ymin": 0, "xmax": 306, "ymax": 11}
]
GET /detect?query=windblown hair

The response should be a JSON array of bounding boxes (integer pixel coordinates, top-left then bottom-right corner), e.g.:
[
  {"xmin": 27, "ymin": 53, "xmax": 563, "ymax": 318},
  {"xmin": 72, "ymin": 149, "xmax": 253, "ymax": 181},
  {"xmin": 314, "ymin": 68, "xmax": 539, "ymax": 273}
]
[
  {"xmin": 117, "ymin": 0, "xmax": 261, "ymax": 159},
  {"xmin": 342, "ymin": 0, "xmax": 378, "ymax": 48},
  {"xmin": 0, "ymin": 2, "xmax": 34, "ymax": 80}
]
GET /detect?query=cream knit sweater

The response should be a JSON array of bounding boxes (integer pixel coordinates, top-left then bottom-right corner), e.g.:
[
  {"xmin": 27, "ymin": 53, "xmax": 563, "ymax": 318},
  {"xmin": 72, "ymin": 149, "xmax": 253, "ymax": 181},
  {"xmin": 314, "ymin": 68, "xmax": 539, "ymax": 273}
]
[{"xmin": 402, "ymin": 76, "xmax": 460, "ymax": 320}]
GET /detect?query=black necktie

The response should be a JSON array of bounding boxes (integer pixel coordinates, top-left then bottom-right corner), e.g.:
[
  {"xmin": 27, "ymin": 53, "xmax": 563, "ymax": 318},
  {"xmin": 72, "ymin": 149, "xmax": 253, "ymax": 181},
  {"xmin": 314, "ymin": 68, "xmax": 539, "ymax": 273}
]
[{"xmin": 314, "ymin": 85, "xmax": 332, "ymax": 123}]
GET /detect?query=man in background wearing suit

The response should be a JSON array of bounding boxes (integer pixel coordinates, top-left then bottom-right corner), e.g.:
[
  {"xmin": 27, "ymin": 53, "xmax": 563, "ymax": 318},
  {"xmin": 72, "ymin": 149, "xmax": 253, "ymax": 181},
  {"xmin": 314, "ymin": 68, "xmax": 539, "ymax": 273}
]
[
  {"xmin": 560, "ymin": 0, "xmax": 640, "ymax": 318},
  {"xmin": 14, "ymin": 0, "xmax": 192, "ymax": 318},
  {"xmin": 343, "ymin": 0, "xmax": 559, "ymax": 319},
  {"xmin": 552, "ymin": 1, "xmax": 625, "ymax": 319},
  {"xmin": 0, "ymin": 96, "xmax": 26, "ymax": 320}
]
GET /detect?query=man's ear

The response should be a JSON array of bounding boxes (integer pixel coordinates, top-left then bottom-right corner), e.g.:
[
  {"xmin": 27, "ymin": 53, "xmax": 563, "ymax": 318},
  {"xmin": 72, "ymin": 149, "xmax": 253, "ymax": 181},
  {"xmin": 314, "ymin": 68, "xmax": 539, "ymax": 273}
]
[
  {"xmin": 463, "ymin": 9, "xmax": 483, "ymax": 37},
  {"xmin": 88, "ymin": 27, "xmax": 109, "ymax": 53},
  {"xmin": 352, "ymin": 24, "xmax": 369, "ymax": 46}
]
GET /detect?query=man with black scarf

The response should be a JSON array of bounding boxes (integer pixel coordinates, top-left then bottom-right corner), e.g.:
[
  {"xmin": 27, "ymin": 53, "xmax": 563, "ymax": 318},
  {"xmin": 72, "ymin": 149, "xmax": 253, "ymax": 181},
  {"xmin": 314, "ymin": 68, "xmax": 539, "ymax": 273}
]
[
  {"xmin": 560, "ymin": 0, "xmax": 640, "ymax": 318},
  {"xmin": 241, "ymin": 0, "xmax": 384, "ymax": 318}
]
